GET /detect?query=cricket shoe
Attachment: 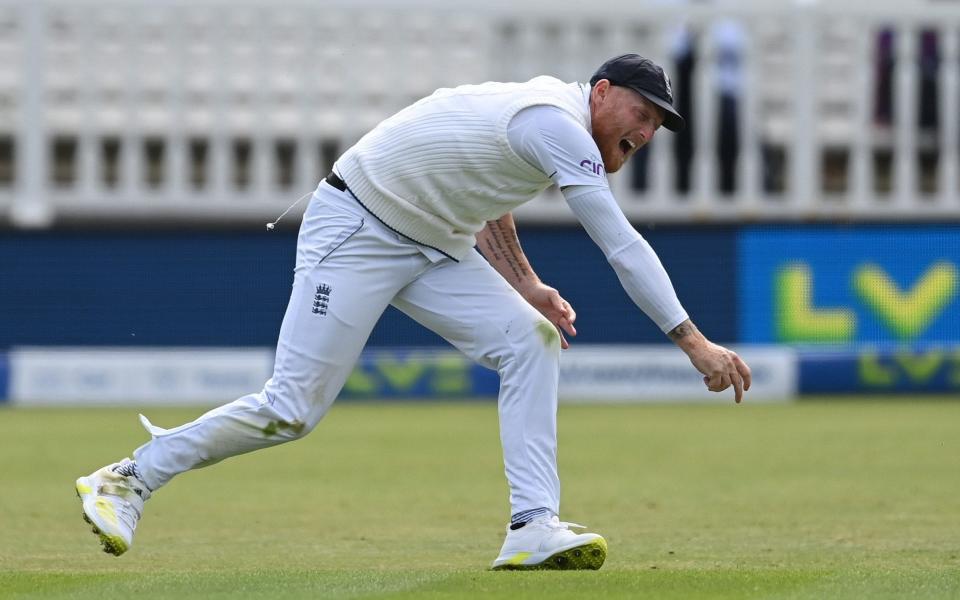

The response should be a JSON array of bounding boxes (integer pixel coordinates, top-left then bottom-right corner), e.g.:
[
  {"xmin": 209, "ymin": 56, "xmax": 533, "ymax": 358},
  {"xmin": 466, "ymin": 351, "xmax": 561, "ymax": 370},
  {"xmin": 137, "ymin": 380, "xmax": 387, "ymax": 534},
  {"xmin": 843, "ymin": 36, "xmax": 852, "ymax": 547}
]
[
  {"xmin": 491, "ymin": 514, "xmax": 607, "ymax": 570},
  {"xmin": 75, "ymin": 458, "xmax": 151, "ymax": 556}
]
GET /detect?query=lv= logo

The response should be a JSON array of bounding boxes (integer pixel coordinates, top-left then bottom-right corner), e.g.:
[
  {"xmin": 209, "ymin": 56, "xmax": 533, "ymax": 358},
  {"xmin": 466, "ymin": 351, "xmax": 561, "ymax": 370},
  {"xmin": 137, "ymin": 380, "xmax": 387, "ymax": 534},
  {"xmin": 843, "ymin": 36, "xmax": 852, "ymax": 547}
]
[{"xmin": 776, "ymin": 261, "xmax": 958, "ymax": 342}]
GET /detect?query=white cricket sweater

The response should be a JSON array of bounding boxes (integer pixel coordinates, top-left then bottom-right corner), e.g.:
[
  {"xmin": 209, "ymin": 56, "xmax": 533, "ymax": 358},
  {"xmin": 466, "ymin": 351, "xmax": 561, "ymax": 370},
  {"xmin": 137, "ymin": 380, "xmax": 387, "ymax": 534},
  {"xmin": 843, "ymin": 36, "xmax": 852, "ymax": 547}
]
[{"xmin": 335, "ymin": 77, "xmax": 591, "ymax": 259}]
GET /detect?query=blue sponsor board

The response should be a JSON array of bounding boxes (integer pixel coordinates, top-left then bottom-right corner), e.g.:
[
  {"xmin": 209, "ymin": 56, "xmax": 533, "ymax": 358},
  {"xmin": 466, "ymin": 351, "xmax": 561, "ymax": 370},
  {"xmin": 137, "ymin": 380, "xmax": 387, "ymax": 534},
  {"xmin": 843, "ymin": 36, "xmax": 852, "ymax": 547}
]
[
  {"xmin": 799, "ymin": 346, "xmax": 960, "ymax": 394},
  {"xmin": 521, "ymin": 225, "xmax": 737, "ymax": 344},
  {"xmin": 739, "ymin": 226, "xmax": 960, "ymax": 345},
  {"xmin": 0, "ymin": 226, "xmax": 737, "ymax": 349},
  {"xmin": 339, "ymin": 349, "xmax": 500, "ymax": 399},
  {"xmin": 0, "ymin": 351, "xmax": 7, "ymax": 404}
]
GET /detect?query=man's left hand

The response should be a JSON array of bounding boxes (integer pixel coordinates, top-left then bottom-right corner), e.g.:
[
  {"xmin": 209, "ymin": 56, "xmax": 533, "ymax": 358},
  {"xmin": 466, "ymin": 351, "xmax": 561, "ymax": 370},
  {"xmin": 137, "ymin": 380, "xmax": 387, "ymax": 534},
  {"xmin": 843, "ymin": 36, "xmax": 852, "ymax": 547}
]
[{"xmin": 520, "ymin": 282, "xmax": 577, "ymax": 349}]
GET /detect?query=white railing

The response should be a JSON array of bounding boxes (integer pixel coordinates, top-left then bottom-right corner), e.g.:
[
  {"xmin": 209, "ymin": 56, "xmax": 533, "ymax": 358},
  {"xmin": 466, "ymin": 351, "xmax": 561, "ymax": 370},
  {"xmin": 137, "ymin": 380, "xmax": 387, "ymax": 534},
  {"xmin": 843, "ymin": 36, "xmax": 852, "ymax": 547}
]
[{"xmin": 0, "ymin": 0, "xmax": 958, "ymax": 227}]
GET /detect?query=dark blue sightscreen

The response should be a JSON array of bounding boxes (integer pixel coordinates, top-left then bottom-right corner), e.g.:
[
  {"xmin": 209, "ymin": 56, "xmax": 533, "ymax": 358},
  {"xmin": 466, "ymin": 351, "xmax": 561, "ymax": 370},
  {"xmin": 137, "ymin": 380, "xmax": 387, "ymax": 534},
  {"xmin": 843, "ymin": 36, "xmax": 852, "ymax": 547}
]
[{"xmin": 0, "ymin": 226, "xmax": 736, "ymax": 347}]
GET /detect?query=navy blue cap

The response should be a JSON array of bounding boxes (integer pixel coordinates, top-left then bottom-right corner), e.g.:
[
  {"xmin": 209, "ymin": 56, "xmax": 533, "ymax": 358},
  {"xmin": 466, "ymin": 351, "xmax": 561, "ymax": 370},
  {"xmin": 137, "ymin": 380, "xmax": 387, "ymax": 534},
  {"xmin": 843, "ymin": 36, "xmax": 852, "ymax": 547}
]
[{"xmin": 590, "ymin": 54, "xmax": 685, "ymax": 132}]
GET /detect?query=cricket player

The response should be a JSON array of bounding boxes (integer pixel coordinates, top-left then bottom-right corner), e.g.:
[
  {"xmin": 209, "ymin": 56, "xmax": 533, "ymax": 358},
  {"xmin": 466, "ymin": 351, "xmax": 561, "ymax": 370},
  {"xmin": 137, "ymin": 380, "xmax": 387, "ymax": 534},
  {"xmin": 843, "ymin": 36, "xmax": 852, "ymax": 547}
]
[{"xmin": 76, "ymin": 54, "xmax": 751, "ymax": 570}]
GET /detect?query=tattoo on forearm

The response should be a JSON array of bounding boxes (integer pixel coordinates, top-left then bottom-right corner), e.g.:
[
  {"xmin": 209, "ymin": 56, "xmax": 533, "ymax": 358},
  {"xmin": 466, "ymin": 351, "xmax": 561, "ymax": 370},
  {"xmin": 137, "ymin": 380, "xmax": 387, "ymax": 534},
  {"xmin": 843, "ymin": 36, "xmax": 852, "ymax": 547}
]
[
  {"xmin": 668, "ymin": 320, "xmax": 698, "ymax": 342},
  {"xmin": 483, "ymin": 219, "xmax": 532, "ymax": 284}
]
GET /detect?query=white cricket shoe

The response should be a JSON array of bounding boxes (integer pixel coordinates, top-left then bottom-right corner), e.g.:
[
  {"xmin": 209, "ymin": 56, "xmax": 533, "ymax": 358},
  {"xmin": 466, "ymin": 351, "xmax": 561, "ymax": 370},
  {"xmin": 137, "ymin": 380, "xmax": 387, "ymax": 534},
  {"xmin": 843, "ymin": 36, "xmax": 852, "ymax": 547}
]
[
  {"xmin": 491, "ymin": 514, "xmax": 607, "ymax": 570},
  {"xmin": 75, "ymin": 458, "xmax": 151, "ymax": 556}
]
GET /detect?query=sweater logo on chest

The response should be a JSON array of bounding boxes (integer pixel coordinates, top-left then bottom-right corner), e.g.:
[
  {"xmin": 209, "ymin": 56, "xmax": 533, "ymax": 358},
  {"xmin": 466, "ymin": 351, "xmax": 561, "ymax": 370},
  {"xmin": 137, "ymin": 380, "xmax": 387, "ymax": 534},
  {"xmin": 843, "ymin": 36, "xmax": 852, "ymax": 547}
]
[{"xmin": 579, "ymin": 159, "xmax": 605, "ymax": 176}]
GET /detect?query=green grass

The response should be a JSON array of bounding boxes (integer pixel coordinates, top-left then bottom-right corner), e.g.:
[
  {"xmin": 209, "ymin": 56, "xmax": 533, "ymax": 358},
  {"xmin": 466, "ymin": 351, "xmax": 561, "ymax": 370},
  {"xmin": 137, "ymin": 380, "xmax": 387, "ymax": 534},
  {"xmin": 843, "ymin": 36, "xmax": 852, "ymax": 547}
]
[{"xmin": 1, "ymin": 400, "xmax": 958, "ymax": 598}]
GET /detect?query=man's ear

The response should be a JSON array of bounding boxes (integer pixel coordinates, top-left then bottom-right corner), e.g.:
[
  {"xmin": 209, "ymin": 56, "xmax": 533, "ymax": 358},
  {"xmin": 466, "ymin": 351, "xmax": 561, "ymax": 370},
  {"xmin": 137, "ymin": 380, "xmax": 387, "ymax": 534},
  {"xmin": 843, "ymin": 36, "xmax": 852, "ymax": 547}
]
[{"xmin": 592, "ymin": 79, "xmax": 610, "ymax": 102}]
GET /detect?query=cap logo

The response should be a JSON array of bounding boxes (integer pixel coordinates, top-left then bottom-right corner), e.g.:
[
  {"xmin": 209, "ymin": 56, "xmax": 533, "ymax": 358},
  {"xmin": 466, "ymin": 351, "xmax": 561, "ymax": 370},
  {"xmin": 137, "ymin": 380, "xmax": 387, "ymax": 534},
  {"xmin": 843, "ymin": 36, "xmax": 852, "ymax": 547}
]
[{"xmin": 663, "ymin": 72, "xmax": 673, "ymax": 101}]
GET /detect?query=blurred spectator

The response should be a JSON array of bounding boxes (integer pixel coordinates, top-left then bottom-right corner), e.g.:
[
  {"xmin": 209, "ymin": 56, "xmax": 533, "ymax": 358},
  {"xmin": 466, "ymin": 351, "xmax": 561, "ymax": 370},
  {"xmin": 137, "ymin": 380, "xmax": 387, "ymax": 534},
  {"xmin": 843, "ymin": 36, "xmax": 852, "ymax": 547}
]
[
  {"xmin": 634, "ymin": 3, "xmax": 745, "ymax": 196},
  {"xmin": 874, "ymin": 28, "xmax": 895, "ymax": 128},
  {"xmin": 918, "ymin": 29, "xmax": 939, "ymax": 132},
  {"xmin": 873, "ymin": 28, "xmax": 940, "ymax": 193},
  {"xmin": 712, "ymin": 19, "xmax": 745, "ymax": 195},
  {"xmin": 872, "ymin": 28, "xmax": 896, "ymax": 193},
  {"xmin": 668, "ymin": 19, "xmax": 696, "ymax": 193},
  {"xmin": 918, "ymin": 29, "xmax": 940, "ymax": 193}
]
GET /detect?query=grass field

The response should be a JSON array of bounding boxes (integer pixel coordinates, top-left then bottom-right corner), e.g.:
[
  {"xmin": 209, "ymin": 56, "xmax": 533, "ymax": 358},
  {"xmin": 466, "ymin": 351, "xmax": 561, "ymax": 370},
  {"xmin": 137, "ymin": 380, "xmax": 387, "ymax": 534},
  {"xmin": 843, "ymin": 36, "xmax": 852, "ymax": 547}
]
[{"xmin": 1, "ymin": 399, "xmax": 958, "ymax": 599}]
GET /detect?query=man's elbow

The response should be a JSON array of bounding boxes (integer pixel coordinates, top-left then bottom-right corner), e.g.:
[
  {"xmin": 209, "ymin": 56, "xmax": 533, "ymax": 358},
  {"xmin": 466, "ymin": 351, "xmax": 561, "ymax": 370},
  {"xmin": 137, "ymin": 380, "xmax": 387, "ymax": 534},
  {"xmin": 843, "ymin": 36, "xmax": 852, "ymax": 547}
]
[{"xmin": 605, "ymin": 235, "xmax": 644, "ymax": 266}]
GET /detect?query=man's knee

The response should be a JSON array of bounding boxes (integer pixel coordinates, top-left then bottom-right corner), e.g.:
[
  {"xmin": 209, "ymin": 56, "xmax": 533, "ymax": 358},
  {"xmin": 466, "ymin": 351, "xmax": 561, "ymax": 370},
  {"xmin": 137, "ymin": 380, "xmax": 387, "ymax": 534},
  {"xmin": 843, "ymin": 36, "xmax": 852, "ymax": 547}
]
[
  {"xmin": 493, "ymin": 316, "xmax": 561, "ymax": 368},
  {"xmin": 261, "ymin": 382, "xmax": 331, "ymax": 439},
  {"xmin": 258, "ymin": 416, "xmax": 314, "ymax": 440},
  {"xmin": 530, "ymin": 319, "xmax": 562, "ymax": 354}
]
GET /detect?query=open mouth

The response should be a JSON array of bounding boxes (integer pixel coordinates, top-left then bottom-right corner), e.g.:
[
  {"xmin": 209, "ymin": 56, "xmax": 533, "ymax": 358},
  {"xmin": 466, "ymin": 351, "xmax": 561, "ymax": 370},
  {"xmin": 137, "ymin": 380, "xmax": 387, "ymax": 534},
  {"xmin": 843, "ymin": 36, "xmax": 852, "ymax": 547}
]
[{"xmin": 619, "ymin": 139, "xmax": 637, "ymax": 156}]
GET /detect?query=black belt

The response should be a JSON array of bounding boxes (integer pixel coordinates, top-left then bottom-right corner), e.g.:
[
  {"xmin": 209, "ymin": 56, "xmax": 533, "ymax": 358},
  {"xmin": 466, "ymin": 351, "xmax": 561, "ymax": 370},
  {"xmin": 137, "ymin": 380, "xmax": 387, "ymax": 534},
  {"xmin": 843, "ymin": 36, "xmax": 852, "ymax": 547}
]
[
  {"xmin": 325, "ymin": 171, "xmax": 347, "ymax": 191},
  {"xmin": 323, "ymin": 170, "xmax": 457, "ymax": 262}
]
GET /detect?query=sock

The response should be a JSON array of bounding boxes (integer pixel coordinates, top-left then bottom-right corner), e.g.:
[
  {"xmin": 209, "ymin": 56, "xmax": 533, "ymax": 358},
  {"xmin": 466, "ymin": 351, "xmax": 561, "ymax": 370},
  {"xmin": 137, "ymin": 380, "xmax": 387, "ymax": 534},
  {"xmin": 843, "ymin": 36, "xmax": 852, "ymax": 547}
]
[
  {"xmin": 113, "ymin": 460, "xmax": 144, "ymax": 483},
  {"xmin": 510, "ymin": 507, "xmax": 551, "ymax": 530}
]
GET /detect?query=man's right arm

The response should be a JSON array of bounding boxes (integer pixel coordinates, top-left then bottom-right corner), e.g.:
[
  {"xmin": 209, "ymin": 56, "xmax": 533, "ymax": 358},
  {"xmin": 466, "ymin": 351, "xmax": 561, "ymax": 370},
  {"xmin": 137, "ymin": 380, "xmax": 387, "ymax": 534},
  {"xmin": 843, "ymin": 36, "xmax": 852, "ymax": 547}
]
[
  {"xmin": 564, "ymin": 185, "xmax": 687, "ymax": 333},
  {"xmin": 564, "ymin": 185, "xmax": 751, "ymax": 402},
  {"xmin": 505, "ymin": 104, "xmax": 751, "ymax": 401}
]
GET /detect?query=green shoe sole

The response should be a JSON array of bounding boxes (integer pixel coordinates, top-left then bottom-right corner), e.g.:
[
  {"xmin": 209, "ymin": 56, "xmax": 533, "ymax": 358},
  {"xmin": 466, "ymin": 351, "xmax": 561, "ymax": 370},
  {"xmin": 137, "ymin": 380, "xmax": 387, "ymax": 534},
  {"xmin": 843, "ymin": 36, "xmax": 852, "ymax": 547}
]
[
  {"xmin": 76, "ymin": 484, "xmax": 128, "ymax": 556},
  {"xmin": 493, "ymin": 539, "xmax": 607, "ymax": 571}
]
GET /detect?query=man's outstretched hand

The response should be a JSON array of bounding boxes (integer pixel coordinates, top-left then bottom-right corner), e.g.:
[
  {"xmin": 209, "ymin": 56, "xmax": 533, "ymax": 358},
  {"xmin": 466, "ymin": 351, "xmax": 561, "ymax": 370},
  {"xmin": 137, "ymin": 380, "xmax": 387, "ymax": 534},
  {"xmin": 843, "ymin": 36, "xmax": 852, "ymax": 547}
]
[{"xmin": 669, "ymin": 319, "xmax": 752, "ymax": 403}]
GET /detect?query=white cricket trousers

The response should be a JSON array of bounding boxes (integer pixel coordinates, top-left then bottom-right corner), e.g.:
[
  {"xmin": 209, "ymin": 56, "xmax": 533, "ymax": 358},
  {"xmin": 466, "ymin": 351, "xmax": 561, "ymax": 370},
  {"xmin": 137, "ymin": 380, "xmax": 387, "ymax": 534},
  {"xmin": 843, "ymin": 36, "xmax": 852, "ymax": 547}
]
[{"xmin": 133, "ymin": 180, "xmax": 562, "ymax": 516}]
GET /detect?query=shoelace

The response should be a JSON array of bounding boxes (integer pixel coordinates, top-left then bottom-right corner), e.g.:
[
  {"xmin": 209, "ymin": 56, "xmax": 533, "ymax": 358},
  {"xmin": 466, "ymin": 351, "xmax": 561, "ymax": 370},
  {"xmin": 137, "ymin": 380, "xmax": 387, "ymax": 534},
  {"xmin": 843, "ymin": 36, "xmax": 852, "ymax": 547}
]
[{"xmin": 546, "ymin": 518, "xmax": 587, "ymax": 530}]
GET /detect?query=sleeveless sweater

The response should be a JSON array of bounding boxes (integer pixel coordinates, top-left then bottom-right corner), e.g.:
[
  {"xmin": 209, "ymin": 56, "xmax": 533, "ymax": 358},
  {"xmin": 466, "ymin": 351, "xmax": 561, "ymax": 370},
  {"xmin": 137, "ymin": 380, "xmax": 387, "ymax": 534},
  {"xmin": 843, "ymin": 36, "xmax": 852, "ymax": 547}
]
[{"xmin": 335, "ymin": 77, "xmax": 591, "ymax": 259}]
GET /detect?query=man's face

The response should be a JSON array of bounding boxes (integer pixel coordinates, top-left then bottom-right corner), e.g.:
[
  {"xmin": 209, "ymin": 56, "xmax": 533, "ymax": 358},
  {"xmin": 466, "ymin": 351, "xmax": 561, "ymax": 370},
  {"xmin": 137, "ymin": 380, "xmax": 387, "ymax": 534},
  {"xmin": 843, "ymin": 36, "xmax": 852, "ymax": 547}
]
[{"xmin": 589, "ymin": 80, "xmax": 665, "ymax": 173}]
